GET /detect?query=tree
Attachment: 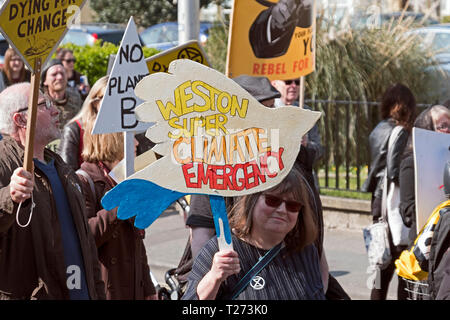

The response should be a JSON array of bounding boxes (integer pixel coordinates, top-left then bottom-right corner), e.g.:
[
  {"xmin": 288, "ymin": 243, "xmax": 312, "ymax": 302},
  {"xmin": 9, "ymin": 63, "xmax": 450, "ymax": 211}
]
[{"xmin": 90, "ymin": 0, "xmax": 224, "ymax": 28}]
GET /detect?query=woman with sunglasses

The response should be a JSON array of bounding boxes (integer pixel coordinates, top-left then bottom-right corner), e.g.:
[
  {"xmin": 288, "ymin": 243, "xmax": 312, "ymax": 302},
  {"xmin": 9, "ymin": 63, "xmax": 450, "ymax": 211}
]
[
  {"xmin": 57, "ymin": 76, "xmax": 107, "ymax": 171},
  {"xmin": 182, "ymin": 165, "xmax": 325, "ymax": 300},
  {"xmin": 56, "ymin": 48, "xmax": 90, "ymax": 99}
]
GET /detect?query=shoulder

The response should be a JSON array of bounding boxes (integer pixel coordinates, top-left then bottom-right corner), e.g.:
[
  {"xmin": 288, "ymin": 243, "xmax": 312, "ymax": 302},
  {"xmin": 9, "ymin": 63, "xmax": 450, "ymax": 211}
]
[
  {"xmin": 78, "ymin": 162, "xmax": 107, "ymax": 183},
  {"xmin": 66, "ymin": 87, "xmax": 82, "ymax": 105},
  {"xmin": 63, "ymin": 120, "xmax": 81, "ymax": 135},
  {"xmin": 0, "ymin": 137, "xmax": 22, "ymax": 176}
]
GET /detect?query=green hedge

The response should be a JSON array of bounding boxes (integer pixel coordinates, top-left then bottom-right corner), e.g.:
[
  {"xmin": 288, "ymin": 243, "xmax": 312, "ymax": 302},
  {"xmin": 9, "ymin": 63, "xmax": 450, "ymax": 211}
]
[{"xmin": 57, "ymin": 41, "xmax": 160, "ymax": 86}]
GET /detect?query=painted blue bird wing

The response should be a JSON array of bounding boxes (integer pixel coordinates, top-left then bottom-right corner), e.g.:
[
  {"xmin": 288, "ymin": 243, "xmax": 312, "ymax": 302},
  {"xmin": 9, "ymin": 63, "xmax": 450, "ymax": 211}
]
[
  {"xmin": 101, "ymin": 179, "xmax": 186, "ymax": 230},
  {"xmin": 101, "ymin": 179, "xmax": 233, "ymax": 249}
]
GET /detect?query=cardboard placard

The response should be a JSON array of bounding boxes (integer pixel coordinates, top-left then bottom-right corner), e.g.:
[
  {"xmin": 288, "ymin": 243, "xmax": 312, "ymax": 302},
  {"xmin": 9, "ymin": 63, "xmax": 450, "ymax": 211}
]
[
  {"xmin": 92, "ymin": 17, "xmax": 153, "ymax": 135},
  {"xmin": 226, "ymin": 0, "xmax": 316, "ymax": 80},
  {"xmin": 413, "ymin": 128, "xmax": 450, "ymax": 231},
  {"xmin": 0, "ymin": 0, "xmax": 86, "ymax": 73},
  {"xmin": 146, "ymin": 40, "xmax": 209, "ymax": 75},
  {"xmin": 130, "ymin": 59, "xmax": 321, "ymax": 196}
]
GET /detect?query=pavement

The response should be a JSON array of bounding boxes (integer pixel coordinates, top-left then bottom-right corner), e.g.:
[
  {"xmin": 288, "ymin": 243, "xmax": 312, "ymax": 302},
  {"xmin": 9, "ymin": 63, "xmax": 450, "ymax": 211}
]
[{"xmin": 143, "ymin": 208, "xmax": 399, "ymax": 300}]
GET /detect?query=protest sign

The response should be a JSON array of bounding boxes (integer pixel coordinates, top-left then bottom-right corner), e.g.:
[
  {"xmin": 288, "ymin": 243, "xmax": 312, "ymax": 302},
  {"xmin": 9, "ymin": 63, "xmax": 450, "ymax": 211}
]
[
  {"xmin": 413, "ymin": 128, "xmax": 450, "ymax": 232},
  {"xmin": 0, "ymin": 0, "xmax": 86, "ymax": 72},
  {"xmin": 101, "ymin": 59, "xmax": 321, "ymax": 250},
  {"xmin": 146, "ymin": 40, "xmax": 209, "ymax": 75},
  {"xmin": 226, "ymin": 0, "xmax": 315, "ymax": 80},
  {"xmin": 92, "ymin": 17, "xmax": 153, "ymax": 178},
  {"xmin": 131, "ymin": 59, "xmax": 320, "ymax": 195},
  {"xmin": 92, "ymin": 17, "xmax": 152, "ymax": 136},
  {"xmin": 0, "ymin": 0, "xmax": 85, "ymax": 171}
]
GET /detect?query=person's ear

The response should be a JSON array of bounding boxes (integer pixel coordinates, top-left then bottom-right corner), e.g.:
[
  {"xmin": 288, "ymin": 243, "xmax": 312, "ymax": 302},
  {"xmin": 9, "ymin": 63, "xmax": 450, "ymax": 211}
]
[
  {"xmin": 12, "ymin": 112, "xmax": 27, "ymax": 129},
  {"xmin": 271, "ymin": 80, "xmax": 281, "ymax": 90}
]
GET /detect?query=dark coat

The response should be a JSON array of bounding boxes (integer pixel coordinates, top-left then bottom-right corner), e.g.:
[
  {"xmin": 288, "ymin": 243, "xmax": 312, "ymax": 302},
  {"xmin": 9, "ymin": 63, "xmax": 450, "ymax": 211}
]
[
  {"xmin": 399, "ymin": 151, "xmax": 418, "ymax": 243},
  {"xmin": 363, "ymin": 119, "xmax": 409, "ymax": 199},
  {"xmin": 428, "ymin": 206, "xmax": 450, "ymax": 299},
  {"xmin": 58, "ymin": 120, "xmax": 82, "ymax": 171},
  {"xmin": 57, "ymin": 120, "xmax": 155, "ymax": 172},
  {"xmin": 0, "ymin": 136, "xmax": 105, "ymax": 299},
  {"xmin": 77, "ymin": 161, "xmax": 155, "ymax": 299}
]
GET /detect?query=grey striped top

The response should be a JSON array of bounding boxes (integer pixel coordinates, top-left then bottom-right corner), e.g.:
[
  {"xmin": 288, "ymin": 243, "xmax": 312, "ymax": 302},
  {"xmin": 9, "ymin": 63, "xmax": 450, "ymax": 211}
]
[{"xmin": 182, "ymin": 235, "xmax": 326, "ymax": 300}]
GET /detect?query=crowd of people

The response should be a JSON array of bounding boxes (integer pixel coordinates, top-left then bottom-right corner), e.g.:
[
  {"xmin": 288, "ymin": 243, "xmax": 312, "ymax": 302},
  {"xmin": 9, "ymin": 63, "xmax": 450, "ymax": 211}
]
[{"xmin": 0, "ymin": 45, "xmax": 449, "ymax": 300}]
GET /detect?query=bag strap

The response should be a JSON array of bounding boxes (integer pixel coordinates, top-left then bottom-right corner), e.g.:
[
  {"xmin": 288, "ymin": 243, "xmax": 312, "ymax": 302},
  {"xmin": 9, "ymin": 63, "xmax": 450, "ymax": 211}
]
[
  {"xmin": 230, "ymin": 242, "xmax": 283, "ymax": 300},
  {"xmin": 381, "ymin": 125, "xmax": 403, "ymax": 222},
  {"xmin": 76, "ymin": 169, "xmax": 96, "ymax": 200}
]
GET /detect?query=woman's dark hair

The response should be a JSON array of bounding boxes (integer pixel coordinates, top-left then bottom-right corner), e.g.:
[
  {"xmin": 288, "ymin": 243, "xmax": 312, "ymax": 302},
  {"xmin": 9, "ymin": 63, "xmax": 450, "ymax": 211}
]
[
  {"xmin": 380, "ymin": 83, "xmax": 416, "ymax": 131},
  {"xmin": 55, "ymin": 48, "xmax": 73, "ymax": 61},
  {"xmin": 228, "ymin": 166, "xmax": 318, "ymax": 254}
]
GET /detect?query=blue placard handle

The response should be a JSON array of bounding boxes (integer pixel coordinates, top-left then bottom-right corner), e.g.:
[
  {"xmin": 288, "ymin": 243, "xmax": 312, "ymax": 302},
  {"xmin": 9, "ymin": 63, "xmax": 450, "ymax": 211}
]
[{"xmin": 209, "ymin": 195, "xmax": 233, "ymax": 251}]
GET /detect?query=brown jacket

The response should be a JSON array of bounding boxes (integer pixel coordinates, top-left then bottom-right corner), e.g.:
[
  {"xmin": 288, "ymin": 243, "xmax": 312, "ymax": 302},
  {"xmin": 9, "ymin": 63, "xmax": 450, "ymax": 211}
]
[
  {"xmin": 0, "ymin": 136, "xmax": 105, "ymax": 299},
  {"xmin": 77, "ymin": 161, "xmax": 155, "ymax": 300}
]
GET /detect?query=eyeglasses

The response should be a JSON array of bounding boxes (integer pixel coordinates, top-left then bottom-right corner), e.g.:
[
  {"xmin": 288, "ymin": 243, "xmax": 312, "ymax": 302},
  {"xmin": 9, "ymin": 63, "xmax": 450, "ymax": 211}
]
[
  {"xmin": 284, "ymin": 79, "xmax": 300, "ymax": 85},
  {"xmin": 63, "ymin": 58, "xmax": 76, "ymax": 63},
  {"xmin": 263, "ymin": 194, "xmax": 303, "ymax": 212},
  {"xmin": 436, "ymin": 123, "xmax": 450, "ymax": 132},
  {"xmin": 16, "ymin": 99, "xmax": 53, "ymax": 113}
]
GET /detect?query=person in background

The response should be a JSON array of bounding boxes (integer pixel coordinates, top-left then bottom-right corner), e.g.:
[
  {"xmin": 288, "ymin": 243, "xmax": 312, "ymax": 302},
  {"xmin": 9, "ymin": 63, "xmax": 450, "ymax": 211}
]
[
  {"xmin": 399, "ymin": 105, "xmax": 450, "ymax": 243},
  {"xmin": 41, "ymin": 59, "xmax": 83, "ymax": 131},
  {"xmin": 176, "ymin": 75, "xmax": 349, "ymax": 299},
  {"xmin": 429, "ymin": 161, "xmax": 450, "ymax": 300},
  {"xmin": 271, "ymin": 78, "xmax": 324, "ymax": 166},
  {"xmin": 182, "ymin": 166, "xmax": 325, "ymax": 300},
  {"xmin": 58, "ymin": 76, "xmax": 108, "ymax": 171},
  {"xmin": 363, "ymin": 83, "xmax": 417, "ymax": 300},
  {"xmin": 0, "ymin": 83, "xmax": 105, "ymax": 299},
  {"xmin": 0, "ymin": 48, "xmax": 30, "ymax": 93},
  {"xmin": 76, "ymin": 86, "xmax": 157, "ymax": 300},
  {"xmin": 56, "ymin": 48, "xmax": 90, "ymax": 100}
]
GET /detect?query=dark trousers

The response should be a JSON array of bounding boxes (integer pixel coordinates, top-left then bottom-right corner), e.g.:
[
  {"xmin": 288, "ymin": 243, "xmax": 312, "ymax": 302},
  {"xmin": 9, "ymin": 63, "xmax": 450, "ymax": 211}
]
[{"xmin": 370, "ymin": 196, "xmax": 408, "ymax": 300}]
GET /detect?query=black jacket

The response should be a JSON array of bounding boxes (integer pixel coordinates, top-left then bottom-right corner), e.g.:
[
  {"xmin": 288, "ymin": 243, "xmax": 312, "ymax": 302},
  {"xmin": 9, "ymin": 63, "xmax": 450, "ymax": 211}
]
[
  {"xmin": 428, "ymin": 206, "xmax": 450, "ymax": 299},
  {"xmin": 58, "ymin": 121, "xmax": 81, "ymax": 171},
  {"xmin": 399, "ymin": 151, "xmax": 418, "ymax": 243},
  {"xmin": 363, "ymin": 119, "xmax": 409, "ymax": 199}
]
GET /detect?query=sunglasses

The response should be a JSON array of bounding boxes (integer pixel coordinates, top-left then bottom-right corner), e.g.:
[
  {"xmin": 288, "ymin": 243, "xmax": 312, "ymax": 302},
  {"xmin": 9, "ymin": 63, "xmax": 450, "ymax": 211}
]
[
  {"xmin": 263, "ymin": 194, "xmax": 303, "ymax": 212},
  {"xmin": 284, "ymin": 79, "xmax": 300, "ymax": 85},
  {"xmin": 436, "ymin": 123, "xmax": 450, "ymax": 132},
  {"xmin": 16, "ymin": 99, "xmax": 53, "ymax": 113},
  {"xmin": 63, "ymin": 58, "xmax": 76, "ymax": 63}
]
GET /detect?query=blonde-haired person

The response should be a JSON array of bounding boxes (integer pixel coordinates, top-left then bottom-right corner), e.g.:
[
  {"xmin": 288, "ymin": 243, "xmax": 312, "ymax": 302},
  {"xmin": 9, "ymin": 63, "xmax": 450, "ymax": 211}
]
[
  {"xmin": 182, "ymin": 165, "xmax": 326, "ymax": 300},
  {"xmin": 0, "ymin": 48, "xmax": 30, "ymax": 92},
  {"xmin": 57, "ymin": 76, "xmax": 108, "ymax": 171},
  {"xmin": 76, "ymin": 109, "xmax": 157, "ymax": 300}
]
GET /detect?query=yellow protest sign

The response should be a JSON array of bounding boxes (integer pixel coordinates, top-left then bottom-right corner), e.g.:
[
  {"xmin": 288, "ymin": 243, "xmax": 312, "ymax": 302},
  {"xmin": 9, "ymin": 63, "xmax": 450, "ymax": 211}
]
[
  {"xmin": 0, "ymin": 0, "xmax": 86, "ymax": 72},
  {"xmin": 146, "ymin": 40, "xmax": 209, "ymax": 75},
  {"xmin": 227, "ymin": 0, "xmax": 316, "ymax": 80}
]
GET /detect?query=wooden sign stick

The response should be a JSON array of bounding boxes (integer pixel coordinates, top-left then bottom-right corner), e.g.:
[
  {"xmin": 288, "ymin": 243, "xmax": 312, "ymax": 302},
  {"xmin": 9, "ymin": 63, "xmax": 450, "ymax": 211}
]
[
  {"xmin": 124, "ymin": 131, "xmax": 135, "ymax": 179},
  {"xmin": 299, "ymin": 76, "xmax": 305, "ymax": 109},
  {"xmin": 23, "ymin": 57, "xmax": 42, "ymax": 172}
]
